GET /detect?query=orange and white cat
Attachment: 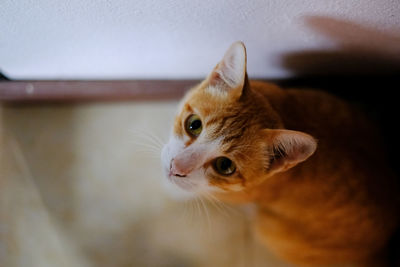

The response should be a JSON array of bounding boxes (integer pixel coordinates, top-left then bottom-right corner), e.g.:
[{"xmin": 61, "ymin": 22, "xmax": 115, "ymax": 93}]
[{"xmin": 161, "ymin": 42, "xmax": 400, "ymax": 266}]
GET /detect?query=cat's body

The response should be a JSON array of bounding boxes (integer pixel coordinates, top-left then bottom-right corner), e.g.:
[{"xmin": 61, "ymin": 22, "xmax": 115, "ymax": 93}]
[
  {"xmin": 161, "ymin": 42, "xmax": 400, "ymax": 266},
  {"xmin": 217, "ymin": 82, "xmax": 400, "ymax": 266}
]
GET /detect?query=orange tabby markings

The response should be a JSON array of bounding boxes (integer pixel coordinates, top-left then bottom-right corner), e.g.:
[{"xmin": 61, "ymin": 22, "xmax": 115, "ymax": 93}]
[{"xmin": 161, "ymin": 42, "xmax": 400, "ymax": 266}]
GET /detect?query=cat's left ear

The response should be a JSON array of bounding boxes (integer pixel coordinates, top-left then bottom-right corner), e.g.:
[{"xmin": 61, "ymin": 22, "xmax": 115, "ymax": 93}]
[
  {"xmin": 207, "ymin": 41, "xmax": 247, "ymax": 99},
  {"xmin": 260, "ymin": 129, "xmax": 317, "ymax": 175}
]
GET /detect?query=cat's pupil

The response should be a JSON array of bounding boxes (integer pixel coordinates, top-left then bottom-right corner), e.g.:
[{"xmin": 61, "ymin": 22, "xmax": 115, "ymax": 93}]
[
  {"xmin": 220, "ymin": 158, "xmax": 231, "ymax": 170},
  {"xmin": 190, "ymin": 120, "xmax": 201, "ymax": 130}
]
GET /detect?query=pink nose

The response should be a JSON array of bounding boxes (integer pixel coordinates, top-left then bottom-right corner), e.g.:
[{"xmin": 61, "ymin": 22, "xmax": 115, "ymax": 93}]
[{"xmin": 170, "ymin": 158, "xmax": 191, "ymax": 177}]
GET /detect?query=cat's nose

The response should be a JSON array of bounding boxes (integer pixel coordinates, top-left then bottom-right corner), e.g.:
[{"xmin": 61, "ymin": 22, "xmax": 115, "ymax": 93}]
[{"xmin": 170, "ymin": 159, "xmax": 188, "ymax": 177}]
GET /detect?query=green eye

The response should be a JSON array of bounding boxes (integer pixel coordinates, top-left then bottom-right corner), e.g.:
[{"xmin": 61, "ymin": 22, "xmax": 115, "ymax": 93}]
[
  {"xmin": 213, "ymin": 157, "xmax": 236, "ymax": 176},
  {"xmin": 185, "ymin": 114, "xmax": 202, "ymax": 137}
]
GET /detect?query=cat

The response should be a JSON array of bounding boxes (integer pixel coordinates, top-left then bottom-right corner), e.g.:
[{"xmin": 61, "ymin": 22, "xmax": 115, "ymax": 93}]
[{"xmin": 161, "ymin": 42, "xmax": 400, "ymax": 267}]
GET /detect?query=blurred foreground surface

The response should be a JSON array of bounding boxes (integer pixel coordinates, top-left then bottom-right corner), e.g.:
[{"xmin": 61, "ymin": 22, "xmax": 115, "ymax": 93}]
[{"xmin": 0, "ymin": 102, "xmax": 290, "ymax": 267}]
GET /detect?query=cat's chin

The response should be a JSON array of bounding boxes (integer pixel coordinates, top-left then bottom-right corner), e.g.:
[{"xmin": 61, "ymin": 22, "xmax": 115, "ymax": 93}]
[{"xmin": 161, "ymin": 175, "xmax": 197, "ymax": 200}]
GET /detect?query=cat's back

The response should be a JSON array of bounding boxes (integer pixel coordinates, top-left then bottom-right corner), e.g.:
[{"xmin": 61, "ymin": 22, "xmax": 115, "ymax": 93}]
[
  {"xmin": 250, "ymin": 80, "xmax": 374, "ymax": 144},
  {"xmin": 251, "ymin": 80, "xmax": 398, "ymax": 201},
  {"xmin": 250, "ymin": 81, "xmax": 400, "ymax": 265},
  {"xmin": 251, "ymin": 80, "xmax": 390, "ymax": 168}
]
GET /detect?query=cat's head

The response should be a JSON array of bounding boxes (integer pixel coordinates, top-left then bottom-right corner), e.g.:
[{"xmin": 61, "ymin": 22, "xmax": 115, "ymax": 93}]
[{"xmin": 161, "ymin": 42, "xmax": 316, "ymax": 197}]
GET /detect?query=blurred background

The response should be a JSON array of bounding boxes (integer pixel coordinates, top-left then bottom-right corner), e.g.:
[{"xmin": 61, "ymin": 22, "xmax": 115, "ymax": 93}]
[{"xmin": 1, "ymin": 0, "xmax": 399, "ymax": 266}]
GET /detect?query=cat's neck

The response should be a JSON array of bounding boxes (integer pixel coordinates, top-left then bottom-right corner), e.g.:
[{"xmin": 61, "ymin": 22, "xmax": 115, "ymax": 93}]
[{"xmin": 213, "ymin": 189, "xmax": 256, "ymax": 204}]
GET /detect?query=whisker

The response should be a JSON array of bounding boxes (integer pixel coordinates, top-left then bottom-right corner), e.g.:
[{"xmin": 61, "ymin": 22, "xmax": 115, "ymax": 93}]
[
  {"xmin": 132, "ymin": 146, "xmax": 161, "ymax": 151},
  {"xmin": 193, "ymin": 198, "xmax": 203, "ymax": 228},
  {"xmin": 178, "ymin": 199, "xmax": 189, "ymax": 223},
  {"xmin": 210, "ymin": 201, "xmax": 232, "ymax": 218},
  {"xmin": 188, "ymin": 199, "xmax": 195, "ymax": 224},
  {"xmin": 148, "ymin": 132, "xmax": 166, "ymax": 147},
  {"xmin": 184, "ymin": 200, "xmax": 192, "ymax": 223},
  {"xmin": 129, "ymin": 139, "xmax": 162, "ymax": 151},
  {"xmin": 132, "ymin": 138, "xmax": 163, "ymax": 151},
  {"xmin": 204, "ymin": 192, "xmax": 240, "ymax": 216},
  {"xmin": 168, "ymin": 180, "xmax": 194, "ymax": 224},
  {"xmin": 198, "ymin": 196, "xmax": 212, "ymax": 235},
  {"xmin": 134, "ymin": 149, "xmax": 161, "ymax": 156},
  {"xmin": 128, "ymin": 140, "xmax": 162, "ymax": 148},
  {"xmin": 129, "ymin": 128, "xmax": 166, "ymax": 149},
  {"xmin": 201, "ymin": 192, "xmax": 229, "ymax": 217}
]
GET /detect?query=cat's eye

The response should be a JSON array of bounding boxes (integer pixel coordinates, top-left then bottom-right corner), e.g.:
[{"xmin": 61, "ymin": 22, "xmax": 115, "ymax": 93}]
[
  {"xmin": 185, "ymin": 114, "xmax": 202, "ymax": 137},
  {"xmin": 213, "ymin": 157, "xmax": 236, "ymax": 176}
]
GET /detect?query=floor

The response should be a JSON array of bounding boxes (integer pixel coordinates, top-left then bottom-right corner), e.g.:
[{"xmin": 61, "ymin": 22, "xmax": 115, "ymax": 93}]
[{"xmin": 0, "ymin": 102, "xmax": 291, "ymax": 267}]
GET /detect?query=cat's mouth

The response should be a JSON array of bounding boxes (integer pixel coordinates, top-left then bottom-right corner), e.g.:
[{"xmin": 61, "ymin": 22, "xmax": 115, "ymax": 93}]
[
  {"xmin": 167, "ymin": 174, "xmax": 194, "ymax": 190},
  {"xmin": 170, "ymin": 172, "xmax": 186, "ymax": 178}
]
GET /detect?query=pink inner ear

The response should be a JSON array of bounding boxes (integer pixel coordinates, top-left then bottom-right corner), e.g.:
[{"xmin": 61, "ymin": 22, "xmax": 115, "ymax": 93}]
[
  {"xmin": 268, "ymin": 130, "xmax": 317, "ymax": 173},
  {"xmin": 281, "ymin": 138, "xmax": 316, "ymax": 162},
  {"xmin": 207, "ymin": 42, "xmax": 247, "ymax": 91},
  {"xmin": 209, "ymin": 70, "xmax": 222, "ymax": 87}
]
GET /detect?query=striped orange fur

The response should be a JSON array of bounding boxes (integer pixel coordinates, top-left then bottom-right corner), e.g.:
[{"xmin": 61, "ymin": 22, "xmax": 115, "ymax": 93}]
[{"xmin": 161, "ymin": 42, "xmax": 400, "ymax": 266}]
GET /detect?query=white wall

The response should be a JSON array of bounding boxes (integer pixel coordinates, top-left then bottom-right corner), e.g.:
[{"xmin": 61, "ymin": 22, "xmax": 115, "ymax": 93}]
[{"xmin": 1, "ymin": 0, "xmax": 399, "ymax": 80}]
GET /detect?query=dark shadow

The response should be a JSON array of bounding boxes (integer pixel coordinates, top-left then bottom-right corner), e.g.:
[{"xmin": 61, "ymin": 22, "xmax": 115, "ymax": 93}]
[
  {"xmin": 277, "ymin": 16, "xmax": 400, "ymax": 177},
  {"xmin": 279, "ymin": 16, "xmax": 400, "ymax": 100},
  {"xmin": 0, "ymin": 71, "xmax": 10, "ymax": 81},
  {"xmin": 277, "ymin": 17, "xmax": 400, "ymax": 263},
  {"xmin": 281, "ymin": 16, "xmax": 400, "ymax": 76}
]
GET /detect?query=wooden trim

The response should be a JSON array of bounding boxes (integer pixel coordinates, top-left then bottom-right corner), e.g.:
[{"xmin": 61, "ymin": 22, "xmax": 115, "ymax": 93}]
[
  {"xmin": 0, "ymin": 80, "xmax": 200, "ymax": 102},
  {"xmin": 1, "ymin": 74, "xmax": 399, "ymax": 103}
]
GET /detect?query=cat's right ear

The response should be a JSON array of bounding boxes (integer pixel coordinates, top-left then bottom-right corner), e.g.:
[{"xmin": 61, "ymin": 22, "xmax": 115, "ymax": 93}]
[
  {"xmin": 206, "ymin": 41, "xmax": 247, "ymax": 99},
  {"xmin": 260, "ymin": 129, "xmax": 317, "ymax": 175}
]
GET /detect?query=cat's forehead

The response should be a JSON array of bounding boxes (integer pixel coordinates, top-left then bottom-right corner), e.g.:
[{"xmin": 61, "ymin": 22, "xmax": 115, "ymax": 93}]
[
  {"xmin": 183, "ymin": 86, "xmax": 238, "ymax": 115},
  {"xmin": 177, "ymin": 95, "xmax": 253, "ymax": 150}
]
